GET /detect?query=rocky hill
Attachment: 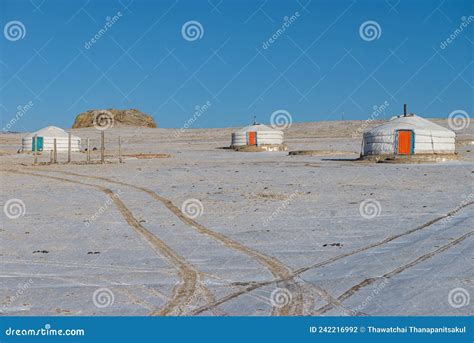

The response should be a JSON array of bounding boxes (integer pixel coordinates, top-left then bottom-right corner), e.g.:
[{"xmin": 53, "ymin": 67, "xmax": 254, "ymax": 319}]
[{"xmin": 72, "ymin": 109, "xmax": 157, "ymax": 129}]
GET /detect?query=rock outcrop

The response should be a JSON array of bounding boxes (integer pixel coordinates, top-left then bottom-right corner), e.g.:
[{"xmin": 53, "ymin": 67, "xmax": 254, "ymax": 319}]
[{"xmin": 72, "ymin": 109, "xmax": 157, "ymax": 128}]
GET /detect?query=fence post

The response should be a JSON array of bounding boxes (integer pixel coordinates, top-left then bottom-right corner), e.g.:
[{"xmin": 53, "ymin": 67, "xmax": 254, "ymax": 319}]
[
  {"xmin": 33, "ymin": 134, "xmax": 38, "ymax": 165},
  {"xmin": 101, "ymin": 131, "xmax": 105, "ymax": 164},
  {"xmin": 67, "ymin": 132, "xmax": 71, "ymax": 163},
  {"xmin": 53, "ymin": 138, "xmax": 57, "ymax": 164},
  {"xmin": 118, "ymin": 136, "xmax": 122, "ymax": 163},
  {"xmin": 87, "ymin": 138, "xmax": 90, "ymax": 164}
]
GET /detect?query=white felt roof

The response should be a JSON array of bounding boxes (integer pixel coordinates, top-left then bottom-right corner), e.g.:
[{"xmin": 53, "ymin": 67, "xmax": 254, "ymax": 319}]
[
  {"xmin": 365, "ymin": 115, "xmax": 455, "ymax": 138},
  {"xmin": 235, "ymin": 123, "xmax": 282, "ymax": 133},
  {"xmin": 24, "ymin": 126, "xmax": 80, "ymax": 139}
]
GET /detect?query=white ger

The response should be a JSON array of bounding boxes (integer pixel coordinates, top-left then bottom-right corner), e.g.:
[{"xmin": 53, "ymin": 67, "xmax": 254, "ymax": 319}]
[
  {"xmin": 362, "ymin": 106, "xmax": 455, "ymax": 157},
  {"xmin": 231, "ymin": 123, "xmax": 285, "ymax": 151},
  {"xmin": 22, "ymin": 126, "xmax": 81, "ymax": 152}
]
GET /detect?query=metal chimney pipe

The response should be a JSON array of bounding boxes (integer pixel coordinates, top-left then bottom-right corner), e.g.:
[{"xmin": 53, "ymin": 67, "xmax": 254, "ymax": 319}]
[{"xmin": 404, "ymin": 104, "xmax": 407, "ymax": 116}]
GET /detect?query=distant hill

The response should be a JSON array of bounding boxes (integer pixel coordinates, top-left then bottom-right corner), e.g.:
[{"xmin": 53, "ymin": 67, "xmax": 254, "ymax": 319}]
[{"xmin": 72, "ymin": 109, "xmax": 157, "ymax": 129}]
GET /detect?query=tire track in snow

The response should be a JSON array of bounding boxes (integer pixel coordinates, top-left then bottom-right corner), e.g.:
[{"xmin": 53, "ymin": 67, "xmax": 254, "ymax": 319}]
[
  {"xmin": 185, "ymin": 200, "xmax": 474, "ymax": 314},
  {"xmin": 26, "ymin": 168, "xmax": 306, "ymax": 316},
  {"xmin": 18, "ymin": 169, "xmax": 472, "ymax": 315},
  {"xmin": 2, "ymin": 169, "xmax": 205, "ymax": 316},
  {"xmin": 314, "ymin": 230, "xmax": 474, "ymax": 315}
]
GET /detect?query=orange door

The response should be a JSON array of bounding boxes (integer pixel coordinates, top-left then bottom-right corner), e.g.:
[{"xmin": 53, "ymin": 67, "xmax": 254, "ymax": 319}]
[
  {"xmin": 397, "ymin": 130, "xmax": 413, "ymax": 155},
  {"xmin": 247, "ymin": 132, "xmax": 256, "ymax": 145}
]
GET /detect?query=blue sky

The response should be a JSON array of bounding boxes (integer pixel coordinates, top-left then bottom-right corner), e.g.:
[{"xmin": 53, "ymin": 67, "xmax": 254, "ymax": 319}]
[{"xmin": 0, "ymin": 0, "xmax": 472, "ymax": 132}]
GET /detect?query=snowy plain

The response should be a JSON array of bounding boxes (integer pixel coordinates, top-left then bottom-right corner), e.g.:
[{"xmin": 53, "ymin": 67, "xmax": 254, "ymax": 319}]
[{"xmin": 0, "ymin": 119, "xmax": 472, "ymax": 316}]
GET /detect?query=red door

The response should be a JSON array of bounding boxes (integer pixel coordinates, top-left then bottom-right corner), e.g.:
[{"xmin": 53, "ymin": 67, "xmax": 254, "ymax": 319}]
[
  {"xmin": 397, "ymin": 130, "xmax": 413, "ymax": 155},
  {"xmin": 247, "ymin": 132, "xmax": 256, "ymax": 145}
]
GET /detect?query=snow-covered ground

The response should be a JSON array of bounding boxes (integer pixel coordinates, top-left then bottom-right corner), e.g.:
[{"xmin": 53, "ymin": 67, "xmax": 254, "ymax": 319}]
[{"xmin": 0, "ymin": 120, "xmax": 472, "ymax": 316}]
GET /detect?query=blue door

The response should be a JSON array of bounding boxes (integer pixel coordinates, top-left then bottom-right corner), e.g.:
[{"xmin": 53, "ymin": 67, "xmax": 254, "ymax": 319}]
[{"xmin": 32, "ymin": 136, "xmax": 43, "ymax": 151}]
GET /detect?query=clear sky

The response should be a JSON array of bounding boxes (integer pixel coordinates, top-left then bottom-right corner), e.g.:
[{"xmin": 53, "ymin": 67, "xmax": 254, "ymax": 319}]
[{"xmin": 0, "ymin": 0, "xmax": 472, "ymax": 132}]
